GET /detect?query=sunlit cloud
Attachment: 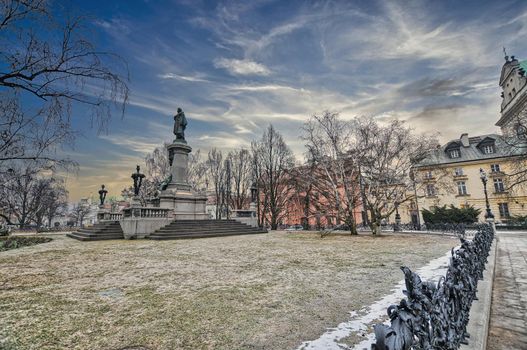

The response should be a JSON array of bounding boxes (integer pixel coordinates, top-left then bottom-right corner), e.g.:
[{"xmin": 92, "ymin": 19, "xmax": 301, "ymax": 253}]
[
  {"xmin": 63, "ymin": 0, "xmax": 527, "ymax": 200},
  {"xmin": 213, "ymin": 58, "xmax": 271, "ymax": 76}
]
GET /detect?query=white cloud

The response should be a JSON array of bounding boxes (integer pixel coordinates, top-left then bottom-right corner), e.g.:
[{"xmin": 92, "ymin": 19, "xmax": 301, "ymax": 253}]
[
  {"xmin": 158, "ymin": 73, "xmax": 209, "ymax": 82},
  {"xmin": 213, "ymin": 58, "xmax": 271, "ymax": 75}
]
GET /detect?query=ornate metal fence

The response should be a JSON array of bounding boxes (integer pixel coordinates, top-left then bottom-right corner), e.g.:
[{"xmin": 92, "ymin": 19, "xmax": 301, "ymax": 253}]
[
  {"xmin": 380, "ymin": 222, "xmax": 480, "ymax": 239},
  {"xmin": 371, "ymin": 223, "xmax": 495, "ymax": 350}
]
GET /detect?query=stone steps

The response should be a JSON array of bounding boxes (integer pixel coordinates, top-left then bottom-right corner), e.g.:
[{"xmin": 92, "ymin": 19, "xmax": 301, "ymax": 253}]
[
  {"xmin": 67, "ymin": 221, "xmax": 124, "ymax": 241},
  {"xmin": 149, "ymin": 219, "xmax": 267, "ymax": 240}
]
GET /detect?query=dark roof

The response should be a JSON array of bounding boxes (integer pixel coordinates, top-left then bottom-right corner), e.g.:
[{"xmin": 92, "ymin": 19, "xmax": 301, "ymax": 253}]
[{"xmin": 415, "ymin": 134, "xmax": 522, "ymax": 167}]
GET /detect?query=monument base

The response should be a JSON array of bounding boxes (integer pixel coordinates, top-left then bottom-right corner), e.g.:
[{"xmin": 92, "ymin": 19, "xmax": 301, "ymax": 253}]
[
  {"xmin": 159, "ymin": 188, "xmax": 208, "ymax": 220},
  {"xmin": 120, "ymin": 206, "xmax": 173, "ymax": 239},
  {"xmin": 160, "ymin": 140, "xmax": 208, "ymax": 220}
]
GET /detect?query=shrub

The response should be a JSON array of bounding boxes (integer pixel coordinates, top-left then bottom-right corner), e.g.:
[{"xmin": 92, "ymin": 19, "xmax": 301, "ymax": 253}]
[
  {"xmin": 509, "ymin": 214, "xmax": 527, "ymax": 226},
  {"xmin": 422, "ymin": 205, "xmax": 481, "ymax": 224},
  {"xmin": 0, "ymin": 237, "xmax": 52, "ymax": 252}
]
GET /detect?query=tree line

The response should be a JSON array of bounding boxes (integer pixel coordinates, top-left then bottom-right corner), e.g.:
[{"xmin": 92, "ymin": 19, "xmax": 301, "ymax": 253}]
[{"xmin": 127, "ymin": 112, "xmax": 441, "ymax": 235}]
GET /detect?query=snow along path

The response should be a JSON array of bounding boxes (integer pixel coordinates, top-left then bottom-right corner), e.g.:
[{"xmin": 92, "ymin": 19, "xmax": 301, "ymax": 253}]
[{"xmin": 296, "ymin": 249, "xmax": 454, "ymax": 350}]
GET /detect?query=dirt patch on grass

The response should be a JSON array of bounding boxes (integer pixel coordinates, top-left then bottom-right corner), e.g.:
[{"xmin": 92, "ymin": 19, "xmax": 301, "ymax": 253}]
[{"xmin": 0, "ymin": 231, "xmax": 457, "ymax": 350}]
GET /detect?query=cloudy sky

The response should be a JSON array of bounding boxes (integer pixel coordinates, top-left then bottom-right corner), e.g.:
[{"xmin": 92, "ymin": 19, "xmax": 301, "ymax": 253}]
[{"xmin": 64, "ymin": 0, "xmax": 527, "ymax": 201}]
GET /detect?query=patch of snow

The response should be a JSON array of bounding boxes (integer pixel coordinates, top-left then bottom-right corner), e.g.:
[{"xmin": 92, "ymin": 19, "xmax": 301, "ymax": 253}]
[{"xmin": 296, "ymin": 249, "xmax": 453, "ymax": 350}]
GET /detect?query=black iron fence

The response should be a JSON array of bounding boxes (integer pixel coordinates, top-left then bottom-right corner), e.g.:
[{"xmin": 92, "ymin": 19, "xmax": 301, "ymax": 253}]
[
  {"xmin": 371, "ymin": 223, "xmax": 495, "ymax": 350},
  {"xmin": 380, "ymin": 222, "xmax": 483, "ymax": 239}
]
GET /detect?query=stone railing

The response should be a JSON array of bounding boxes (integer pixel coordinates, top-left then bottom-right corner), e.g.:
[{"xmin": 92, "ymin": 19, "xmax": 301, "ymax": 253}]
[
  {"xmin": 371, "ymin": 223, "xmax": 495, "ymax": 350},
  {"xmin": 122, "ymin": 207, "xmax": 172, "ymax": 218},
  {"xmin": 98, "ymin": 212, "xmax": 123, "ymax": 222}
]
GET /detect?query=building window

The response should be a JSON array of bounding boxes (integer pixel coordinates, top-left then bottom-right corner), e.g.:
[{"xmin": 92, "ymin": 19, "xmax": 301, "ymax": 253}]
[
  {"xmin": 457, "ymin": 181, "xmax": 468, "ymax": 195},
  {"xmin": 498, "ymin": 203, "xmax": 510, "ymax": 218},
  {"xmin": 426, "ymin": 184, "xmax": 436, "ymax": 197},
  {"xmin": 483, "ymin": 145, "xmax": 494, "ymax": 154},
  {"xmin": 494, "ymin": 178, "xmax": 505, "ymax": 192},
  {"xmin": 424, "ymin": 170, "xmax": 433, "ymax": 179},
  {"xmin": 449, "ymin": 149, "xmax": 460, "ymax": 158},
  {"xmin": 490, "ymin": 164, "xmax": 501, "ymax": 173},
  {"xmin": 512, "ymin": 88, "xmax": 517, "ymax": 95},
  {"xmin": 454, "ymin": 167, "xmax": 464, "ymax": 176}
]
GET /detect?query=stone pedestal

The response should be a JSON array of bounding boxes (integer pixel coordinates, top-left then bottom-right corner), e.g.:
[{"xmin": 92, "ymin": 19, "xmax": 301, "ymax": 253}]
[
  {"xmin": 232, "ymin": 208, "xmax": 258, "ymax": 228},
  {"xmin": 96, "ymin": 206, "xmax": 109, "ymax": 222},
  {"xmin": 159, "ymin": 141, "xmax": 207, "ymax": 220}
]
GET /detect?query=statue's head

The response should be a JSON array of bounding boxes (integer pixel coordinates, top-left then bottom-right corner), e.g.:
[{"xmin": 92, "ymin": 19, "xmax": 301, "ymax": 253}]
[
  {"xmin": 177, "ymin": 107, "xmax": 182, "ymax": 113},
  {"xmin": 136, "ymin": 165, "xmax": 140, "ymax": 172},
  {"xmin": 101, "ymin": 184, "xmax": 105, "ymax": 189}
]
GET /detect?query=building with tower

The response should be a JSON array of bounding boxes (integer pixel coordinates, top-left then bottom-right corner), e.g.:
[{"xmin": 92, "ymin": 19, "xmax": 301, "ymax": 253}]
[{"xmin": 406, "ymin": 54, "xmax": 527, "ymax": 225}]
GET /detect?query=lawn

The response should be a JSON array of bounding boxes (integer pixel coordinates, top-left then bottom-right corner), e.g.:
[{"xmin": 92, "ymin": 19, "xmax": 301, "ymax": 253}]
[{"xmin": 0, "ymin": 231, "xmax": 457, "ymax": 350}]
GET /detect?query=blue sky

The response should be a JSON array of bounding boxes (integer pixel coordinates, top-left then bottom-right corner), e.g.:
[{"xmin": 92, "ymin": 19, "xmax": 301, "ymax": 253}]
[{"xmin": 63, "ymin": 0, "xmax": 527, "ymax": 200}]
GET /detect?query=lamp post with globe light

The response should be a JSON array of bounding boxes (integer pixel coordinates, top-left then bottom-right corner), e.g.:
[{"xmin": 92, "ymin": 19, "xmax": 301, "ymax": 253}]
[{"xmin": 479, "ymin": 168, "xmax": 495, "ymax": 220}]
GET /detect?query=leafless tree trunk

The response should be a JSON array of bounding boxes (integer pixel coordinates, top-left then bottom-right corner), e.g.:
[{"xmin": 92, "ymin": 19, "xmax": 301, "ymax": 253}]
[
  {"xmin": 227, "ymin": 148, "xmax": 252, "ymax": 210},
  {"xmin": 302, "ymin": 111, "xmax": 362, "ymax": 234},
  {"xmin": 252, "ymin": 125, "xmax": 295, "ymax": 230},
  {"xmin": 71, "ymin": 203, "xmax": 91, "ymax": 228},
  {"xmin": 353, "ymin": 117, "xmax": 438, "ymax": 235},
  {"xmin": 207, "ymin": 148, "xmax": 225, "ymax": 219}
]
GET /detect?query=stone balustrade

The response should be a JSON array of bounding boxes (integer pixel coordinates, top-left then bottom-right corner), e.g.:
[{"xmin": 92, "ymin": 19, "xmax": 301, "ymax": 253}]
[
  {"xmin": 98, "ymin": 212, "xmax": 123, "ymax": 222},
  {"xmin": 122, "ymin": 207, "xmax": 172, "ymax": 219}
]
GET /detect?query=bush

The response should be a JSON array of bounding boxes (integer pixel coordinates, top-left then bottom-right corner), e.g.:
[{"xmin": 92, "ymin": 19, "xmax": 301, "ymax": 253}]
[
  {"xmin": 422, "ymin": 205, "xmax": 481, "ymax": 224},
  {"xmin": 0, "ymin": 236, "xmax": 52, "ymax": 252},
  {"xmin": 509, "ymin": 214, "xmax": 527, "ymax": 226}
]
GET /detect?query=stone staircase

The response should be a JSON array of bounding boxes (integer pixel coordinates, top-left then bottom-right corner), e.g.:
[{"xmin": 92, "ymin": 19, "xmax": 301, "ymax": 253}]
[
  {"xmin": 67, "ymin": 221, "xmax": 124, "ymax": 241},
  {"xmin": 148, "ymin": 219, "xmax": 267, "ymax": 240}
]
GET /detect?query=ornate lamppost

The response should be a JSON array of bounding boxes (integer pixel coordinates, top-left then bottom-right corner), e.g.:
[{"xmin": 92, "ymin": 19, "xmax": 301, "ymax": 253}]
[
  {"xmin": 98, "ymin": 184, "xmax": 108, "ymax": 207},
  {"xmin": 479, "ymin": 168, "xmax": 494, "ymax": 219},
  {"xmin": 250, "ymin": 181, "xmax": 258, "ymax": 205},
  {"xmin": 394, "ymin": 202, "xmax": 401, "ymax": 232}
]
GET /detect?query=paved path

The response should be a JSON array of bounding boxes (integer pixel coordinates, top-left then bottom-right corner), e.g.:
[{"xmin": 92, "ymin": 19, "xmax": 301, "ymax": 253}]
[{"xmin": 487, "ymin": 231, "xmax": 527, "ymax": 350}]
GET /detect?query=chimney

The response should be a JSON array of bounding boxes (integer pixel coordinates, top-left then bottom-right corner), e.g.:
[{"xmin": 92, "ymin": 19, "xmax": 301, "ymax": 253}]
[{"xmin": 460, "ymin": 133, "xmax": 470, "ymax": 147}]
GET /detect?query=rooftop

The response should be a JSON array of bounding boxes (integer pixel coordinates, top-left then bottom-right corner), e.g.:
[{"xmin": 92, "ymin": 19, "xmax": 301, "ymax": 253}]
[{"xmin": 415, "ymin": 133, "xmax": 523, "ymax": 167}]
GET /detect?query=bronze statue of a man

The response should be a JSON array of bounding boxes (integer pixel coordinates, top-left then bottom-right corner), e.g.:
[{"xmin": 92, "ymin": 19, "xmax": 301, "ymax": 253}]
[{"xmin": 173, "ymin": 108, "xmax": 188, "ymax": 141}]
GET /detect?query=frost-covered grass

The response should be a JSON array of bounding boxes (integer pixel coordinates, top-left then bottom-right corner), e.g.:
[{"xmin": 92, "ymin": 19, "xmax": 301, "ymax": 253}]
[{"xmin": 0, "ymin": 231, "xmax": 457, "ymax": 350}]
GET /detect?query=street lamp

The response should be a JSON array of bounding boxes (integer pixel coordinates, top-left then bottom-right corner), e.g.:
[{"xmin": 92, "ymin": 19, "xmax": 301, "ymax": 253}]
[
  {"xmin": 394, "ymin": 202, "xmax": 401, "ymax": 232},
  {"xmin": 479, "ymin": 168, "xmax": 495, "ymax": 219},
  {"xmin": 250, "ymin": 181, "xmax": 258, "ymax": 204}
]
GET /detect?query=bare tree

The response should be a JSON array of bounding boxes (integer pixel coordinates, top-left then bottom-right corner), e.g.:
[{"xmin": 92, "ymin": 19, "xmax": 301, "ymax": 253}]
[
  {"xmin": 288, "ymin": 161, "xmax": 319, "ymax": 229},
  {"xmin": 144, "ymin": 144, "xmax": 170, "ymax": 183},
  {"xmin": 0, "ymin": 162, "xmax": 40, "ymax": 227},
  {"xmin": 252, "ymin": 125, "xmax": 295, "ymax": 230},
  {"xmin": 227, "ymin": 148, "xmax": 252, "ymax": 210},
  {"xmin": 43, "ymin": 179, "xmax": 68, "ymax": 227},
  {"xmin": 354, "ymin": 117, "xmax": 438, "ymax": 235},
  {"xmin": 0, "ymin": 162, "xmax": 67, "ymax": 228},
  {"xmin": 498, "ymin": 111, "xmax": 527, "ymax": 190},
  {"xmin": 206, "ymin": 148, "xmax": 225, "ymax": 219},
  {"xmin": 0, "ymin": 0, "xmax": 129, "ymax": 171},
  {"xmin": 302, "ymin": 111, "xmax": 362, "ymax": 234},
  {"xmin": 187, "ymin": 149, "xmax": 208, "ymax": 192},
  {"xmin": 70, "ymin": 203, "xmax": 91, "ymax": 228}
]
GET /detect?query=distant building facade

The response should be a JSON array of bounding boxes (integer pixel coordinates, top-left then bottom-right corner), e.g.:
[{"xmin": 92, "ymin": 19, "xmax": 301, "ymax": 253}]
[
  {"xmin": 412, "ymin": 133, "xmax": 527, "ymax": 223},
  {"xmin": 410, "ymin": 55, "xmax": 527, "ymax": 224}
]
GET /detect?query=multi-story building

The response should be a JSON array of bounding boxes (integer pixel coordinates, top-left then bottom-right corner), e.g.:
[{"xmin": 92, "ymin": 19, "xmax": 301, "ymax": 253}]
[
  {"xmin": 411, "ymin": 54, "xmax": 527, "ymax": 224},
  {"xmin": 413, "ymin": 133, "xmax": 527, "ymax": 223}
]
